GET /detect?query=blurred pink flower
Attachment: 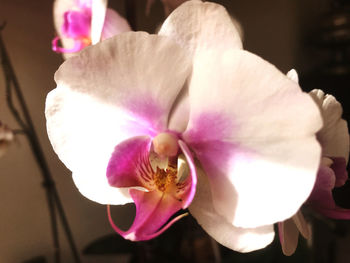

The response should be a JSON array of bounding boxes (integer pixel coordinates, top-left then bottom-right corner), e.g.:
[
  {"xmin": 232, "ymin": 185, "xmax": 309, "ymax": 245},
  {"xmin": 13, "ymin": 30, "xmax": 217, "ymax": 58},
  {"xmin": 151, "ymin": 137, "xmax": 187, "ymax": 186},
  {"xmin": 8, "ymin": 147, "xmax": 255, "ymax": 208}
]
[
  {"xmin": 46, "ymin": 1, "xmax": 322, "ymax": 252},
  {"xmin": 278, "ymin": 71, "xmax": 350, "ymax": 256},
  {"xmin": 0, "ymin": 122, "xmax": 14, "ymax": 158},
  {"xmin": 52, "ymin": 0, "xmax": 131, "ymax": 58}
]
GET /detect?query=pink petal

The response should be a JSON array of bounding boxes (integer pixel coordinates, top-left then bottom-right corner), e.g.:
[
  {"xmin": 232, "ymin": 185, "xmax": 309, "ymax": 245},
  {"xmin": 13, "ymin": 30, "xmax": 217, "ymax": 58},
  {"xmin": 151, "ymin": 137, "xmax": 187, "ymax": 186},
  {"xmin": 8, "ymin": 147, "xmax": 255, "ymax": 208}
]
[
  {"xmin": 332, "ymin": 157, "xmax": 348, "ymax": 187},
  {"xmin": 313, "ymin": 207, "xmax": 350, "ymax": 219},
  {"xmin": 108, "ymin": 189, "xmax": 184, "ymax": 241},
  {"xmin": 292, "ymin": 210, "xmax": 310, "ymax": 240},
  {"xmin": 53, "ymin": 0, "xmax": 127, "ymax": 58},
  {"xmin": 278, "ymin": 211, "xmax": 310, "ymax": 256},
  {"xmin": 52, "ymin": 36, "xmax": 87, "ymax": 54},
  {"xmin": 183, "ymin": 49, "xmax": 322, "ymax": 228},
  {"xmin": 101, "ymin": 8, "xmax": 131, "ymax": 40},
  {"xmin": 53, "ymin": 0, "xmax": 85, "ymax": 58},
  {"xmin": 62, "ymin": 10, "xmax": 91, "ymax": 38},
  {"xmin": 189, "ymin": 167, "xmax": 274, "ymax": 252},
  {"xmin": 107, "ymin": 136, "xmax": 154, "ymax": 190},
  {"xmin": 307, "ymin": 165, "xmax": 337, "ymax": 208},
  {"xmin": 307, "ymin": 162, "xmax": 350, "ymax": 219},
  {"xmin": 158, "ymin": 1, "xmax": 242, "ymax": 57}
]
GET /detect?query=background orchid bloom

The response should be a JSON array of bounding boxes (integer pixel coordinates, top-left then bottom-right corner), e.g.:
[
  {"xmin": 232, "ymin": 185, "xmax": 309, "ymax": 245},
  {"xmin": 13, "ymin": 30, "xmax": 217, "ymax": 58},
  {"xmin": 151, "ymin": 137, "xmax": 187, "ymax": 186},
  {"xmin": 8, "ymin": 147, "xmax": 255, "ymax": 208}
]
[
  {"xmin": 46, "ymin": 1, "xmax": 322, "ymax": 253},
  {"xmin": 0, "ymin": 122, "xmax": 14, "ymax": 158},
  {"xmin": 278, "ymin": 71, "xmax": 350, "ymax": 256},
  {"xmin": 52, "ymin": 0, "xmax": 131, "ymax": 58}
]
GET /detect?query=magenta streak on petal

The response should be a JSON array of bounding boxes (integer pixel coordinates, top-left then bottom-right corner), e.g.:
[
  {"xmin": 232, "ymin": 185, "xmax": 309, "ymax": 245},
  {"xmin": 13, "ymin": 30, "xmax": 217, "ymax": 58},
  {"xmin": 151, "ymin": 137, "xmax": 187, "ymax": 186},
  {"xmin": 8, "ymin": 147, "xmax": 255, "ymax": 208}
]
[
  {"xmin": 178, "ymin": 140, "xmax": 197, "ymax": 208},
  {"xmin": 183, "ymin": 112, "xmax": 242, "ymax": 173},
  {"xmin": 52, "ymin": 36, "xmax": 86, "ymax": 54},
  {"xmin": 184, "ymin": 112, "xmax": 234, "ymax": 142},
  {"xmin": 108, "ymin": 189, "xmax": 184, "ymax": 241},
  {"xmin": 128, "ymin": 189, "xmax": 182, "ymax": 239},
  {"xmin": 141, "ymin": 212, "xmax": 188, "ymax": 239},
  {"xmin": 107, "ymin": 205, "xmax": 125, "ymax": 237},
  {"xmin": 62, "ymin": 10, "xmax": 91, "ymax": 38},
  {"xmin": 107, "ymin": 136, "xmax": 154, "ymax": 190},
  {"xmin": 183, "ymin": 113, "xmax": 243, "ymax": 222},
  {"xmin": 125, "ymin": 97, "xmax": 169, "ymax": 136},
  {"xmin": 183, "ymin": 112, "xmax": 239, "ymax": 174}
]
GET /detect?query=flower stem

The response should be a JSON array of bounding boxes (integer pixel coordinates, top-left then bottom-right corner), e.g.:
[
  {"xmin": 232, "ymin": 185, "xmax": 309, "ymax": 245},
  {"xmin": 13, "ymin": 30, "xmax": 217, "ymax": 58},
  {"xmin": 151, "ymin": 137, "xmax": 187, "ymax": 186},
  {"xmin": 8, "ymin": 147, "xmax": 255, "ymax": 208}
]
[{"xmin": 0, "ymin": 23, "xmax": 81, "ymax": 263}]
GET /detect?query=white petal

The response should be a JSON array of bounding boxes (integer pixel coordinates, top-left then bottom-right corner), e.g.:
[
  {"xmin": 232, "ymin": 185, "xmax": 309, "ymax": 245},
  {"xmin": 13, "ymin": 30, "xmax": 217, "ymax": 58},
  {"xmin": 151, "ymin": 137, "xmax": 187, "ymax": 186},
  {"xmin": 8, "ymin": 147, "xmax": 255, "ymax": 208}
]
[
  {"xmin": 279, "ymin": 211, "xmax": 310, "ymax": 256},
  {"xmin": 72, "ymin": 167, "xmax": 132, "ymax": 205},
  {"xmin": 292, "ymin": 210, "xmax": 310, "ymax": 239},
  {"xmin": 46, "ymin": 33, "xmax": 191, "ymax": 203},
  {"xmin": 184, "ymin": 49, "xmax": 322, "ymax": 228},
  {"xmin": 279, "ymin": 219, "xmax": 299, "ymax": 256},
  {"xmin": 91, "ymin": 0, "xmax": 107, "ymax": 44},
  {"xmin": 46, "ymin": 87, "xmax": 147, "ymax": 179},
  {"xmin": 310, "ymin": 89, "xmax": 349, "ymax": 163},
  {"xmin": 286, "ymin": 69, "xmax": 299, "ymax": 83},
  {"xmin": 189, "ymin": 167, "xmax": 274, "ymax": 252},
  {"xmin": 158, "ymin": 0, "xmax": 242, "ymax": 57},
  {"xmin": 54, "ymin": 32, "xmax": 191, "ymax": 135}
]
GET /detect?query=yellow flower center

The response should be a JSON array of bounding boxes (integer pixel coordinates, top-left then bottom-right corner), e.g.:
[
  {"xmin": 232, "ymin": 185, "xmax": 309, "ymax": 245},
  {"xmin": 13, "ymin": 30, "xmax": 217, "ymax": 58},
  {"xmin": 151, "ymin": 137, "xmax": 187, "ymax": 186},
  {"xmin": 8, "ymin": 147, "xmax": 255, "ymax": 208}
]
[
  {"xmin": 81, "ymin": 37, "xmax": 92, "ymax": 46},
  {"xmin": 154, "ymin": 160, "xmax": 178, "ymax": 192}
]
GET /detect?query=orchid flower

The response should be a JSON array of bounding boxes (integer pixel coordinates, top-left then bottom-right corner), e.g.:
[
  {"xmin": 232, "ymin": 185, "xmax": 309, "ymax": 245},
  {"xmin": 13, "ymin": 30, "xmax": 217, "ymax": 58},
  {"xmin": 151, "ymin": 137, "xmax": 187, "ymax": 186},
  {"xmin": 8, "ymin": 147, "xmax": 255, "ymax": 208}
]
[
  {"xmin": 46, "ymin": 1, "xmax": 323, "ymax": 252},
  {"xmin": 146, "ymin": 0, "xmax": 188, "ymax": 16},
  {"xmin": 52, "ymin": 0, "xmax": 131, "ymax": 58},
  {"xmin": 278, "ymin": 70, "xmax": 350, "ymax": 256},
  {"xmin": 0, "ymin": 121, "xmax": 14, "ymax": 158}
]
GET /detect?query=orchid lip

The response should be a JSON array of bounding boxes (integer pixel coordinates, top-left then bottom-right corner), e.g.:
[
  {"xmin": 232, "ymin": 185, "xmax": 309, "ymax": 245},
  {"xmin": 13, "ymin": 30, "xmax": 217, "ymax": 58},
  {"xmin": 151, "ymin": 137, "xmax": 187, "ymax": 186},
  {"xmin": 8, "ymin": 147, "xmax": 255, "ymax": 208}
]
[
  {"xmin": 62, "ymin": 10, "xmax": 91, "ymax": 38},
  {"xmin": 107, "ymin": 204, "xmax": 188, "ymax": 241},
  {"xmin": 53, "ymin": 6, "xmax": 92, "ymax": 54},
  {"xmin": 106, "ymin": 136, "xmax": 197, "ymax": 240}
]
